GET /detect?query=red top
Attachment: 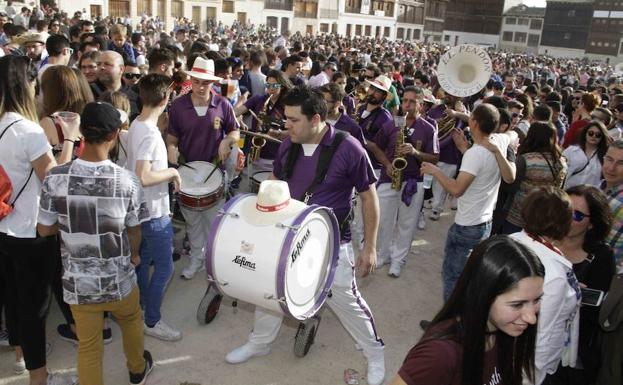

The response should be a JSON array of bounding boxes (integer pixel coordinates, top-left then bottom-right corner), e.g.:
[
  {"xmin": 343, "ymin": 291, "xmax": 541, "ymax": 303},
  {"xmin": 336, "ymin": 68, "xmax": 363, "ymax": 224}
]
[{"xmin": 561, "ymin": 118, "xmax": 589, "ymax": 149}]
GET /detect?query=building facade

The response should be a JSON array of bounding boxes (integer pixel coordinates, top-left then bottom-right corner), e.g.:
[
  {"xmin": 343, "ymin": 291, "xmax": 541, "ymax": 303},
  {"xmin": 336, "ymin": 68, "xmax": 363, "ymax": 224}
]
[
  {"xmin": 499, "ymin": 4, "xmax": 545, "ymax": 54},
  {"xmin": 539, "ymin": 0, "xmax": 593, "ymax": 57},
  {"xmin": 586, "ymin": 0, "xmax": 623, "ymax": 61},
  {"xmin": 442, "ymin": 0, "xmax": 503, "ymax": 47}
]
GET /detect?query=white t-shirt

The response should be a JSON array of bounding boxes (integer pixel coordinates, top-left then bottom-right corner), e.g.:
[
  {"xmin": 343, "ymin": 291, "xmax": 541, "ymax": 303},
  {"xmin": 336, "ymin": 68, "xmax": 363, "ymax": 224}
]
[
  {"xmin": 126, "ymin": 119, "xmax": 170, "ymax": 219},
  {"xmin": 0, "ymin": 113, "xmax": 51, "ymax": 238},
  {"xmin": 455, "ymin": 133, "xmax": 511, "ymax": 226}
]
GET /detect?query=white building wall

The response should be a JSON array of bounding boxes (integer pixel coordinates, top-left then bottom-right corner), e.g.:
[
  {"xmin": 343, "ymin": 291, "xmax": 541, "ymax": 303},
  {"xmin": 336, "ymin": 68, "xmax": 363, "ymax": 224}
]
[
  {"xmin": 538, "ymin": 46, "xmax": 586, "ymax": 58},
  {"xmin": 56, "ymin": 0, "xmax": 105, "ymax": 20}
]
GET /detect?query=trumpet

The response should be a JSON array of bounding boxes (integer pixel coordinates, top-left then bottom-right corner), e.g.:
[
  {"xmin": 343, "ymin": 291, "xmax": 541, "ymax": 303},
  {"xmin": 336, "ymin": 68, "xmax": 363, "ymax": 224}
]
[
  {"xmin": 391, "ymin": 114, "xmax": 408, "ymax": 191},
  {"xmin": 242, "ymin": 129, "xmax": 283, "ymax": 162}
]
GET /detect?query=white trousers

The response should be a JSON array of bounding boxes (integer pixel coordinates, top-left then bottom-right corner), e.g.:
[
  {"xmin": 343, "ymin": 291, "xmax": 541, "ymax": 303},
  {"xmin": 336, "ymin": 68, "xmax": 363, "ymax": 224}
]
[
  {"xmin": 180, "ymin": 201, "xmax": 224, "ymax": 263},
  {"xmin": 247, "ymin": 243, "xmax": 384, "ymax": 360},
  {"xmin": 376, "ymin": 182, "xmax": 425, "ymax": 266},
  {"xmin": 350, "ymin": 169, "xmax": 380, "ymax": 253},
  {"xmin": 431, "ymin": 162, "xmax": 457, "ymax": 213}
]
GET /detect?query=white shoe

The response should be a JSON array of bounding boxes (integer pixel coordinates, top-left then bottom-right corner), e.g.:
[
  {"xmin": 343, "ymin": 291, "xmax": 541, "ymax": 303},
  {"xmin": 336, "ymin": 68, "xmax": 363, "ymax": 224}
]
[
  {"xmin": 47, "ymin": 373, "xmax": 79, "ymax": 385},
  {"xmin": 429, "ymin": 210, "xmax": 440, "ymax": 221},
  {"xmin": 225, "ymin": 342, "xmax": 271, "ymax": 364},
  {"xmin": 13, "ymin": 358, "xmax": 25, "ymax": 375},
  {"xmin": 388, "ymin": 263, "xmax": 402, "ymax": 278},
  {"xmin": 180, "ymin": 258, "xmax": 205, "ymax": 280},
  {"xmin": 423, "ymin": 199, "xmax": 433, "ymax": 209},
  {"xmin": 367, "ymin": 355, "xmax": 385, "ymax": 385},
  {"xmin": 144, "ymin": 320, "xmax": 182, "ymax": 341},
  {"xmin": 417, "ymin": 213, "xmax": 426, "ymax": 230}
]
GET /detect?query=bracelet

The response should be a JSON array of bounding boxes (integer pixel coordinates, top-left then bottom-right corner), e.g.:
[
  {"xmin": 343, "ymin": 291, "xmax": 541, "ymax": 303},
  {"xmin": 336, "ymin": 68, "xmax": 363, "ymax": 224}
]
[{"xmin": 64, "ymin": 139, "xmax": 75, "ymax": 143}]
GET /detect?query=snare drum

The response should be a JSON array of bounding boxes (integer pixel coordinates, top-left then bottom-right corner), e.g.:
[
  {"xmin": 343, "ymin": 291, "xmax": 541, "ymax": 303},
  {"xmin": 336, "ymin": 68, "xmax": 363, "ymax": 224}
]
[
  {"xmin": 250, "ymin": 171, "xmax": 271, "ymax": 194},
  {"xmin": 205, "ymin": 194, "xmax": 339, "ymax": 320},
  {"xmin": 177, "ymin": 161, "xmax": 225, "ymax": 210}
]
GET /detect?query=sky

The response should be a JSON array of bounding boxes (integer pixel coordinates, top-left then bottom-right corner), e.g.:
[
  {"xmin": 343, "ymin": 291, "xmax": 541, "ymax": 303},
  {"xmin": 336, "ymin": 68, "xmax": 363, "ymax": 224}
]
[{"xmin": 520, "ymin": 0, "xmax": 546, "ymax": 7}]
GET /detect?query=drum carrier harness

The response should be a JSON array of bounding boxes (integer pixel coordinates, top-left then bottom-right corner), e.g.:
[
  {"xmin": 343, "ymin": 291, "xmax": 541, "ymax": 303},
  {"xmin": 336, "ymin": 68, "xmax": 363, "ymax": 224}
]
[{"xmin": 279, "ymin": 130, "xmax": 353, "ymax": 235}]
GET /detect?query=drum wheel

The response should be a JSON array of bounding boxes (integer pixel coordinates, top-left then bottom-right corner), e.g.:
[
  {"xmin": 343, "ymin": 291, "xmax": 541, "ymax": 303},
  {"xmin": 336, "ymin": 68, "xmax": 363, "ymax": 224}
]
[
  {"xmin": 293, "ymin": 315, "xmax": 321, "ymax": 357},
  {"xmin": 196, "ymin": 285, "xmax": 223, "ymax": 325}
]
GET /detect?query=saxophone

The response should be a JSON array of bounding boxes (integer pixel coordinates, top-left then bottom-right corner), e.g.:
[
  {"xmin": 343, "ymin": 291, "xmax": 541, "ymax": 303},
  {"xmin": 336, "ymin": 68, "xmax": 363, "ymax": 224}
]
[
  {"xmin": 249, "ymin": 97, "xmax": 272, "ymax": 162},
  {"xmin": 391, "ymin": 114, "xmax": 408, "ymax": 191}
]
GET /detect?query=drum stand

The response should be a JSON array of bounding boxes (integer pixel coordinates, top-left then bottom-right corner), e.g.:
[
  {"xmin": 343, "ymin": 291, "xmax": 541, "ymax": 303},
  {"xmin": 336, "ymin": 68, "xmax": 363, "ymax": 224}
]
[{"xmin": 196, "ymin": 283, "xmax": 322, "ymax": 358}]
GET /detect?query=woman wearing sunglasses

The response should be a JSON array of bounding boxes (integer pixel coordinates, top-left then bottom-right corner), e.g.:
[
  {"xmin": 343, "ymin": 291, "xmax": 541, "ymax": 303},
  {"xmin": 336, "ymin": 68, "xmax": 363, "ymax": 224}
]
[
  {"xmin": 563, "ymin": 121, "xmax": 609, "ymax": 189},
  {"xmin": 562, "ymin": 93, "xmax": 601, "ymax": 148},
  {"xmin": 556, "ymin": 185, "xmax": 615, "ymax": 384},
  {"xmin": 510, "ymin": 187, "xmax": 581, "ymax": 385},
  {"xmin": 122, "ymin": 65, "xmax": 142, "ymax": 88}
]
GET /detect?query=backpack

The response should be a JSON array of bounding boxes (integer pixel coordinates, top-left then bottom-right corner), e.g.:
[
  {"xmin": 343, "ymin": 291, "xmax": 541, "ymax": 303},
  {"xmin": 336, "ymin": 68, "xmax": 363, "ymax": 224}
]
[{"xmin": 0, "ymin": 120, "xmax": 34, "ymax": 220}]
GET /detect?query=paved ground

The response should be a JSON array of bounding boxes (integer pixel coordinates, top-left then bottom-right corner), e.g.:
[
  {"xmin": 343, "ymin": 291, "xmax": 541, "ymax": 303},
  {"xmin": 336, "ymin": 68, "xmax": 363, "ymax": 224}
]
[{"xmin": 0, "ymin": 206, "xmax": 454, "ymax": 385}]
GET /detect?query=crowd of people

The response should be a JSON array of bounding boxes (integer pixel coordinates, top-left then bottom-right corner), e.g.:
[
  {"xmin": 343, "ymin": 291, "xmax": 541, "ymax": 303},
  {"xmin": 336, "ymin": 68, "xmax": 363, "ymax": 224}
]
[{"xmin": 0, "ymin": 3, "xmax": 622, "ymax": 385}]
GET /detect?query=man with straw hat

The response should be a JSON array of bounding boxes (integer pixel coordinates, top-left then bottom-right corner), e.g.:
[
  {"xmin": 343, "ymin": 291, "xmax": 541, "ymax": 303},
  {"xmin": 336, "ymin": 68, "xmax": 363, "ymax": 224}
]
[
  {"xmin": 166, "ymin": 56, "xmax": 240, "ymax": 280},
  {"xmin": 226, "ymin": 85, "xmax": 386, "ymax": 385}
]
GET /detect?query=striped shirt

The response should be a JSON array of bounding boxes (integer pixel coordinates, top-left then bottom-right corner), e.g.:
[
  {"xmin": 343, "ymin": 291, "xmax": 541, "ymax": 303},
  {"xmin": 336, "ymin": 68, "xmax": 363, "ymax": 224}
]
[{"xmin": 604, "ymin": 182, "xmax": 623, "ymax": 266}]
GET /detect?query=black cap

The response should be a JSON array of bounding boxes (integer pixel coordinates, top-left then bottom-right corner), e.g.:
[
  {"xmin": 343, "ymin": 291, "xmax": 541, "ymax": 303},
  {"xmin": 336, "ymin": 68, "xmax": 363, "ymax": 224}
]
[{"xmin": 81, "ymin": 102, "xmax": 122, "ymax": 135}]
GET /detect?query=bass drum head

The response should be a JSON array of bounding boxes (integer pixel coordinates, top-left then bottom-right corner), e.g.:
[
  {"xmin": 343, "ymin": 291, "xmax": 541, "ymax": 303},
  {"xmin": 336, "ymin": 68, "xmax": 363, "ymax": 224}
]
[{"xmin": 282, "ymin": 208, "xmax": 338, "ymax": 320}]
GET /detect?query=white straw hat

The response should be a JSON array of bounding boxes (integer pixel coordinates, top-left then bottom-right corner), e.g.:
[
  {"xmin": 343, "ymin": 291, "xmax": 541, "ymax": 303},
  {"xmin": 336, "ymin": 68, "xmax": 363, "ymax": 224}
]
[
  {"xmin": 187, "ymin": 57, "xmax": 222, "ymax": 81},
  {"xmin": 241, "ymin": 180, "xmax": 308, "ymax": 226}
]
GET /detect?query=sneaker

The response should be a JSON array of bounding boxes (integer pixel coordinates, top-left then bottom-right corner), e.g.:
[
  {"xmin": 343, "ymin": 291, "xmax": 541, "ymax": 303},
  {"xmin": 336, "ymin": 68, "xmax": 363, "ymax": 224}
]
[
  {"xmin": 417, "ymin": 213, "xmax": 426, "ymax": 230},
  {"xmin": 429, "ymin": 210, "xmax": 440, "ymax": 221},
  {"xmin": 103, "ymin": 327, "xmax": 113, "ymax": 344},
  {"xmin": 225, "ymin": 342, "xmax": 271, "ymax": 364},
  {"xmin": 388, "ymin": 263, "xmax": 402, "ymax": 278},
  {"xmin": 47, "ymin": 373, "xmax": 79, "ymax": 385},
  {"xmin": 13, "ymin": 357, "xmax": 25, "ymax": 375},
  {"xmin": 129, "ymin": 350, "xmax": 154, "ymax": 385},
  {"xmin": 423, "ymin": 199, "xmax": 433, "ymax": 209},
  {"xmin": 0, "ymin": 329, "xmax": 9, "ymax": 347},
  {"xmin": 144, "ymin": 320, "xmax": 182, "ymax": 341},
  {"xmin": 57, "ymin": 324, "xmax": 78, "ymax": 345},
  {"xmin": 366, "ymin": 355, "xmax": 385, "ymax": 385},
  {"xmin": 180, "ymin": 258, "xmax": 205, "ymax": 280}
]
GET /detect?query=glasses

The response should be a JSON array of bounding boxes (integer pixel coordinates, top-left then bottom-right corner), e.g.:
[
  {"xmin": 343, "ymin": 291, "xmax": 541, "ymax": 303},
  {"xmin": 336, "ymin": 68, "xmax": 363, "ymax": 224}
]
[
  {"xmin": 587, "ymin": 130, "xmax": 602, "ymax": 138},
  {"xmin": 123, "ymin": 73, "xmax": 141, "ymax": 80},
  {"xmin": 572, "ymin": 210, "xmax": 591, "ymax": 222},
  {"xmin": 265, "ymin": 83, "xmax": 281, "ymax": 89},
  {"xmin": 573, "ymin": 97, "xmax": 581, "ymax": 101},
  {"xmin": 512, "ymin": 113, "xmax": 523, "ymax": 119}
]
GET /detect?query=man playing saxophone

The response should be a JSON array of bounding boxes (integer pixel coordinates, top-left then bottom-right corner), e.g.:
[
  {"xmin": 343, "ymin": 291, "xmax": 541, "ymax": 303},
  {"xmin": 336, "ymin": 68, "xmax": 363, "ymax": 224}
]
[{"xmin": 372, "ymin": 86, "xmax": 439, "ymax": 277}]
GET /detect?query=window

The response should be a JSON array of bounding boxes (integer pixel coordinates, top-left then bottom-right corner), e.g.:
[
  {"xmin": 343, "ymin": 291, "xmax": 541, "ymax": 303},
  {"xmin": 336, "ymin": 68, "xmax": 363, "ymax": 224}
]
[
  {"xmin": 222, "ymin": 0, "xmax": 234, "ymax": 13},
  {"xmin": 590, "ymin": 40, "xmax": 596, "ymax": 46},
  {"xmin": 517, "ymin": 18, "xmax": 529, "ymax": 25},
  {"xmin": 320, "ymin": 23, "xmax": 329, "ymax": 32},
  {"xmin": 355, "ymin": 24, "xmax": 362, "ymax": 36},
  {"xmin": 568, "ymin": 10, "xmax": 575, "ymax": 17},
  {"xmin": 564, "ymin": 32, "xmax": 571, "ymax": 40},
  {"xmin": 530, "ymin": 19, "xmax": 542, "ymax": 29},
  {"xmin": 384, "ymin": 26, "xmax": 390, "ymax": 37},
  {"xmin": 528, "ymin": 33, "xmax": 540, "ymax": 47},
  {"xmin": 365, "ymin": 25, "xmax": 371, "ymax": 36},
  {"xmin": 171, "ymin": 0, "xmax": 183, "ymax": 17},
  {"xmin": 620, "ymin": 42, "xmax": 623, "ymax": 54},
  {"xmin": 345, "ymin": 0, "xmax": 362, "ymax": 13},
  {"xmin": 138, "ymin": 0, "xmax": 151, "ymax": 15},
  {"xmin": 444, "ymin": 35, "xmax": 450, "ymax": 41},
  {"xmin": 294, "ymin": 1, "xmax": 317, "ymax": 18},
  {"xmin": 413, "ymin": 29, "xmax": 420, "ymax": 40},
  {"xmin": 109, "ymin": 0, "xmax": 130, "ymax": 18},
  {"xmin": 406, "ymin": 29, "xmax": 411, "ymax": 40},
  {"xmin": 502, "ymin": 31, "xmax": 513, "ymax": 41},
  {"xmin": 397, "ymin": 27, "xmax": 404, "ymax": 39},
  {"xmin": 346, "ymin": 24, "xmax": 352, "ymax": 36},
  {"xmin": 514, "ymin": 32, "xmax": 527, "ymax": 43},
  {"xmin": 264, "ymin": 0, "xmax": 293, "ymax": 11},
  {"xmin": 506, "ymin": 17, "xmax": 516, "ymax": 24},
  {"xmin": 266, "ymin": 16, "xmax": 278, "ymax": 30}
]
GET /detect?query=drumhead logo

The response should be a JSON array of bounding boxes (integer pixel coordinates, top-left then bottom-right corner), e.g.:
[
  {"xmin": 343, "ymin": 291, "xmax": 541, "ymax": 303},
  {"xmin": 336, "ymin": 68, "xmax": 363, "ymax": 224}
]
[
  {"xmin": 291, "ymin": 228, "xmax": 311, "ymax": 266},
  {"xmin": 232, "ymin": 255, "xmax": 256, "ymax": 271}
]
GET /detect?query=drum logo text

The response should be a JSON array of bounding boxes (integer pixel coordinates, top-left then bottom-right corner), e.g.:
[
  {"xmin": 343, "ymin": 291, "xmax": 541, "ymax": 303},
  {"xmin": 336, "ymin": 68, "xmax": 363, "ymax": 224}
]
[
  {"xmin": 232, "ymin": 255, "xmax": 256, "ymax": 271},
  {"xmin": 291, "ymin": 228, "xmax": 311, "ymax": 266}
]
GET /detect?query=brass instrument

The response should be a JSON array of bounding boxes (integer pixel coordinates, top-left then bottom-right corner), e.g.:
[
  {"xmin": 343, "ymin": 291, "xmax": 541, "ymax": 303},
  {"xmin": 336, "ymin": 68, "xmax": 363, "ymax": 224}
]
[
  {"xmin": 436, "ymin": 110, "xmax": 458, "ymax": 141},
  {"xmin": 391, "ymin": 114, "xmax": 408, "ymax": 191},
  {"xmin": 249, "ymin": 97, "xmax": 274, "ymax": 162}
]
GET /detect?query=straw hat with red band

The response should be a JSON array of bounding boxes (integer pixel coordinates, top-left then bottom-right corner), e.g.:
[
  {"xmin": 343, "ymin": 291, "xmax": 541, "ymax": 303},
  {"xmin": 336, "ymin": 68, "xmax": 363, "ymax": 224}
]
[
  {"xmin": 187, "ymin": 57, "xmax": 222, "ymax": 81},
  {"xmin": 365, "ymin": 75, "xmax": 392, "ymax": 93},
  {"xmin": 241, "ymin": 180, "xmax": 308, "ymax": 226}
]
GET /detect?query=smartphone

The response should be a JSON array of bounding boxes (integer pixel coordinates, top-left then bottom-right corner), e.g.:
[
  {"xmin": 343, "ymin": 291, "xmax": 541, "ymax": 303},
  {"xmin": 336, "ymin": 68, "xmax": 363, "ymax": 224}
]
[{"xmin": 581, "ymin": 287, "xmax": 605, "ymax": 307}]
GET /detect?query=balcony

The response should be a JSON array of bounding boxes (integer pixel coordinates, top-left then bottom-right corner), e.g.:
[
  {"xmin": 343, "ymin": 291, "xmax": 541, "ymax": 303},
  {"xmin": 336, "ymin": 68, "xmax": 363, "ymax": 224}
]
[{"xmin": 264, "ymin": 0, "xmax": 293, "ymax": 10}]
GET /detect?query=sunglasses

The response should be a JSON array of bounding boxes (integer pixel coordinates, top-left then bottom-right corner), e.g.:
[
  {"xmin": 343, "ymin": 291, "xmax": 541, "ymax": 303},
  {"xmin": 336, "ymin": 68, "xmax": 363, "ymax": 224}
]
[
  {"xmin": 573, "ymin": 97, "xmax": 581, "ymax": 101},
  {"xmin": 572, "ymin": 210, "xmax": 590, "ymax": 222},
  {"xmin": 265, "ymin": 83, "xmax": 281, "ymax": 89},
  {"xmin": 587, "ymin": 130, "xmax": 602, "ymax": 138},
  {"xmin": 512, "ymin": 113, "xmax": 523, "ymax": 119},
  {"xmin": 124, "ymin": 73, "xmax": 141, "ymax": 80}
]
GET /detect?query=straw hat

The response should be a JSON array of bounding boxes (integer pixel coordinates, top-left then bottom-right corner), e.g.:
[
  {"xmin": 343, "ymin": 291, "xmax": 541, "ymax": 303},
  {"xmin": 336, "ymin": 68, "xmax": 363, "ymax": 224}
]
[
  {"xmin": 15, "ymin": 32, "xmax": 48, "ymax": 45},
  {"xmin": 187, "ymin": 57, "xmax": 222, "ymax": 81},
  {"xmin": 366, "ymin": 75, "xmax": 392, "ymax": 93},
  {"xmin": 241, "ymin": 180, "xmax": 307, "ymax": 226}
]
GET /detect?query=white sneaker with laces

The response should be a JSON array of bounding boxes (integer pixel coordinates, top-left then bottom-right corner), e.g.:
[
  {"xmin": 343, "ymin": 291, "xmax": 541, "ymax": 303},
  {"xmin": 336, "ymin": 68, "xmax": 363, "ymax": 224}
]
[
  {"xmin": 429, "ymin": 210, "xmax": 440, "ymax": 221},
  {"xmin": 13, "ymin": 358, "xmax": 25, "ymax": 375},
  {"xmin": 367, "ymin": 355, "xmax": 385, "ymax": 385},
  {"xmin": 144, "ymin": 320, "xmax": 183, "ymax": 341},
  {"xmin": 180, "ymin": 258, "xmax": 205, "ymax": 280},
  {"xmin": 226, "ymin": 342, "xmax": 271, "ymax": 364}
]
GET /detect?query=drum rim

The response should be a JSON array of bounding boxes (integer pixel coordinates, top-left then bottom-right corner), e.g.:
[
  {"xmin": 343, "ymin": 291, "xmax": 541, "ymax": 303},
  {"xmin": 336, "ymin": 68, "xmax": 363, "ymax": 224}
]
[
  {"xmin": 178, "ymin": 182, "xmax": 225, "ymax": 198},
  {"xmin": 276, "ymin": 205, "xmax": 340, "ymax": 320},
  {"xmin": 250, "ymin": 170, "xmax": 272, "ymax": 183},
  {"xmin": 178, "ymin": 161, "xmax": 225, "ymax": 195},
  {"xmin": 204, "ymin": 193, "xmax": 251, "ymax": 289}
]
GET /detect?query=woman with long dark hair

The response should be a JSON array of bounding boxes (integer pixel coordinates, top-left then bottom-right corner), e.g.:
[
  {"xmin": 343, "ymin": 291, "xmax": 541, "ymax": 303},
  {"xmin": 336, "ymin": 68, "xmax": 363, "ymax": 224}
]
[
  {"xmin": 563, "ymin": 120, "xmax": 609, "ymax": 189},
  {"xmin": 562, "ymin": 93, "xmax": 601, "ymax": 148},
  {"xmin": 555, "ymin": 185, "xmax": 615, "ymax": 384},
  {"xmin": 391, "ymin": 236, "xmax": 544, "ymax": 385},
  {"xmin": 234, "ymin": 69, "xmax": 292, "ymax": 171},
  {"xmin": 0, "ymin": 55, "xmax": 78, "ymax": 384},
  {"xmin": 503, "ymin": 122, "xmax": 568, "ymax": 234}
]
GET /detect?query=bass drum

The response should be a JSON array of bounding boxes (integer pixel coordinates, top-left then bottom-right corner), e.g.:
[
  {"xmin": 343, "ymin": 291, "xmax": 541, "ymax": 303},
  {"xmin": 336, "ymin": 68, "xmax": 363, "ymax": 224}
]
[{"xmin": 205, "ymin": 194, "xmax": 339, "ymax": 320}]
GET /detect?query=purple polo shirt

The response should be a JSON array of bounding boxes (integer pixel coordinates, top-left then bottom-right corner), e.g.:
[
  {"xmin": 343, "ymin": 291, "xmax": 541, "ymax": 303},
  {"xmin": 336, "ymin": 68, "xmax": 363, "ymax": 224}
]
[
  {"xmin": 273, "ymin": 125, "xmax": 377, "ymax": 242},
  {"xmin": 355, "ymin": 104, "xmax": 394, "ymax": 169},
  {"xmin": 373, "ymin": 117, "xmax": 439, "ymax": 184},
  {"xmin": 426, "ymin": 104, "xmax": 462, "ymax": 165},
  {"xmin": 333, "ymin": 113, "xmax": 366, "ymax": 147},
  {"xmin": 342, "ymin": 95, "xmax": 356, "ymax": 117},
  {"xmin": 426, "ymin": 104, "xmax": 445, "ymax": 121},
  {"xmin": 244, "ymin": 94, "xmax": 285, "ymax": 160},
  {"xmin": 168, "ymin": 93, "xmax": 239, "ymax": 162}
]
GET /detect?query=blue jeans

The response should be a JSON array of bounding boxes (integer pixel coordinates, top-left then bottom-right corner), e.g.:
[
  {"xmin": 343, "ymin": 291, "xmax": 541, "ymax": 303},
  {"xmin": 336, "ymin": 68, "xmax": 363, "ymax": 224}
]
[
  {"xmin": 442, "ymin": 222, "xmax": 491, "ymax": 300},
  {"xmin": 137, "ymin": 216, "xmax": 174, "ymax": 326}
]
